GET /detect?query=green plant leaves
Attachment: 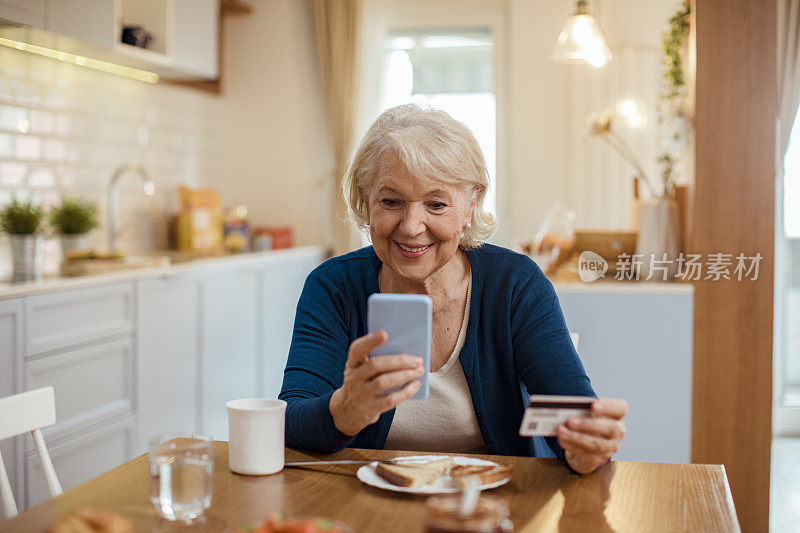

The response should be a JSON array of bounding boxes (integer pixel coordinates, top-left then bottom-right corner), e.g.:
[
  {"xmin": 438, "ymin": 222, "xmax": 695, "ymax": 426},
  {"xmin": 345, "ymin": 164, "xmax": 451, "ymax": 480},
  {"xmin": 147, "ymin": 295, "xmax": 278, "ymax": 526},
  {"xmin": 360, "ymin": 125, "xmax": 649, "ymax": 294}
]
[
  {"xmin": 0, "ymin": 198, "xmax": 46, "ymax": 235},
  {"xmin": 49, "ymin": 197, "xmax": 99, "ymax": 235}
]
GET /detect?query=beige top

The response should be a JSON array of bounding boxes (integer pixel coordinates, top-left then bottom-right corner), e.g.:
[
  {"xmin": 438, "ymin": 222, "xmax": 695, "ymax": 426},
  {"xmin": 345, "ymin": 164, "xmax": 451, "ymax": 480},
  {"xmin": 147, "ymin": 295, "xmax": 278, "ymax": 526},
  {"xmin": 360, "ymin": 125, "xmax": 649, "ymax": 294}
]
[{"xmin": 384, "ymin": 281, "xmax": 487, "ymax": 454}]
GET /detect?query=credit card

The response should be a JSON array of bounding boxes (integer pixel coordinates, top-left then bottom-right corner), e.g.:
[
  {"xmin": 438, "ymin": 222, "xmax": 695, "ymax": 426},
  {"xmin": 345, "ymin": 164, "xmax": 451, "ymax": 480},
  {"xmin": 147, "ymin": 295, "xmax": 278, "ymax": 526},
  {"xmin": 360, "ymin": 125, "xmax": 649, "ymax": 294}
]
[{"xmin": 518, "ymin": 395, "xmax": 595, "ymax": 437}]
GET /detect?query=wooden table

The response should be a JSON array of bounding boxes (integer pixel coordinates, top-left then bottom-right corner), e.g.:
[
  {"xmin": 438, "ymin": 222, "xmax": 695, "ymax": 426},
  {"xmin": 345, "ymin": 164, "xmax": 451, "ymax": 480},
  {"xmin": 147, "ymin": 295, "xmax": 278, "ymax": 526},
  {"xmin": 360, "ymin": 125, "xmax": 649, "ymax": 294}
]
[{"xmin": 0, "ymin": 444, "xmax": 740, "ymax": 532}]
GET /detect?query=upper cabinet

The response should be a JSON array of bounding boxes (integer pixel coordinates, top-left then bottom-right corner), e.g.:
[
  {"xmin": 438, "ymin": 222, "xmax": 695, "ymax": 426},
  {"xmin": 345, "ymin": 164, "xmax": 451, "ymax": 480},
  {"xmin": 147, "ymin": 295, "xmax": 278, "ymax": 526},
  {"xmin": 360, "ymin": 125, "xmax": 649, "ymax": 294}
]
[
  {"xmin": 171, "ymin": 0, "xmax": 219, "ymax": 79},
  {"xmin": 0, "ymin": 0, "xmax": 45, "ymax": 27},
  {"xmin": 0, "ymin": 0, "xmax": 220, "ymax": 80}
]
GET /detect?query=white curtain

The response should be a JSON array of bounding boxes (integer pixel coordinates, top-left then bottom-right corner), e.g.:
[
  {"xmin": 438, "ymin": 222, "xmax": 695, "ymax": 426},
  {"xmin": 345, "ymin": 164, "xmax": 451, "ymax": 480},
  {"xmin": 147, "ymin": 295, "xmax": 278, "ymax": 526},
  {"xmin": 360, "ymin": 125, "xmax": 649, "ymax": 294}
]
[
  {"xmin": 311, "ymin": 0, "xmax": 362, "ymax": 255},
  {"xmin": 779, "ymin": 0, "xmax": 800, "ymax": 155}
]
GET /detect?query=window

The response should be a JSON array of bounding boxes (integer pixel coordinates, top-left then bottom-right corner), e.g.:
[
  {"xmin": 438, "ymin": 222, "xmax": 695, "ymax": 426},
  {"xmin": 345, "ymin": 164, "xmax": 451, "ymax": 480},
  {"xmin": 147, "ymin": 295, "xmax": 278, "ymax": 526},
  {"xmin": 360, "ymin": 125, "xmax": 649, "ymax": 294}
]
[
  {"xmin": 778, "ymin": 108, "xmax": 800, "ymax": 409},
  {"xmin": 785, "ymin": 111, "xmax": 800, "ymax": 238},
  {"xmin": 379, "ymin": 29, "xmax": 496, "ymax": 216}
]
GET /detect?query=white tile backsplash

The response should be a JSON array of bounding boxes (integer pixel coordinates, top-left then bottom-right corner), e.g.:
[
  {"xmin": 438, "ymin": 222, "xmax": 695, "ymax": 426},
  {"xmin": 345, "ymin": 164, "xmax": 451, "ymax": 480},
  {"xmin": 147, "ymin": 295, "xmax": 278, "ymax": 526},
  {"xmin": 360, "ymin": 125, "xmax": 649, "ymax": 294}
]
[{"xmin": 0, "ymin": 46, "xmax": 224, "ymax": 279}]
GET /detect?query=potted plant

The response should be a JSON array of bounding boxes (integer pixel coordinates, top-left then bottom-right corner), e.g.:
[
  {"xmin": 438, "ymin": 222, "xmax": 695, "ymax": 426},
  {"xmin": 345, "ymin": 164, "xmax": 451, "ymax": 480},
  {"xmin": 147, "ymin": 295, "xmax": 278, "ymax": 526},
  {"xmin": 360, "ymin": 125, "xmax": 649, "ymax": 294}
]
[
  {"xmin": 49, "ymin": 197, "xmax": 99, "ymax": 259},
  {"xmin": 0, "ymin": 198, "xmax": 46, "ymax": 282}
]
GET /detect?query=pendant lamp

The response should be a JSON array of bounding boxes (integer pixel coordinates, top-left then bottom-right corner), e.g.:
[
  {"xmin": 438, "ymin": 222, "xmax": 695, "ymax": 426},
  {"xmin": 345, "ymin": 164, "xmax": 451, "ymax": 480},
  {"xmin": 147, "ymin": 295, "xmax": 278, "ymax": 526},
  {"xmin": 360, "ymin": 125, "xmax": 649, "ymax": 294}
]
[{"xmin": 551, "ymin": 0, "xmax": 612, "ymax": 68}]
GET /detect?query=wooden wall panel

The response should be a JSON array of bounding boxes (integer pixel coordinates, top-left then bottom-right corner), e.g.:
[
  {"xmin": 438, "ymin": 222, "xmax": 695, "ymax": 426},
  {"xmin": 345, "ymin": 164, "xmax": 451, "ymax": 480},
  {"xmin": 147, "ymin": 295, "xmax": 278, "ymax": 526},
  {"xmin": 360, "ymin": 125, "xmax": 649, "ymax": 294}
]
[{"xmin": 693, "ymin": 1, "xmax": 776, "ymax": 532}]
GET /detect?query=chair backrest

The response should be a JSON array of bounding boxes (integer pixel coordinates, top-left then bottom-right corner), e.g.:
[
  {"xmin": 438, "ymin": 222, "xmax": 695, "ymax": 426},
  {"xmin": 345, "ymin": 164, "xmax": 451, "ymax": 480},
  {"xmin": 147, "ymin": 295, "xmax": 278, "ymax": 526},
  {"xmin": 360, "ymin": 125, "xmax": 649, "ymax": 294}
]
[
  {"xmin": 570, "ymin": 332, "xmax": 580, "ymax": 349},
  {"xmin": 0, "ymin": 387, "xmax": 62, "ymax": 519}
]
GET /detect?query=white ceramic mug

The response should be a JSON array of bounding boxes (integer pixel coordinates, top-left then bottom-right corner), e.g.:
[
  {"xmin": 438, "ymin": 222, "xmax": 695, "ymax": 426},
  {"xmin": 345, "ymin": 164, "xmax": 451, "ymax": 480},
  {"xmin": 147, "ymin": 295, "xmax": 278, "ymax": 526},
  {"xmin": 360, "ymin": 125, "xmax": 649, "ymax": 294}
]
[{"xmin": 226, "ymin": 398, "xmax": 286, "ymax": 475}]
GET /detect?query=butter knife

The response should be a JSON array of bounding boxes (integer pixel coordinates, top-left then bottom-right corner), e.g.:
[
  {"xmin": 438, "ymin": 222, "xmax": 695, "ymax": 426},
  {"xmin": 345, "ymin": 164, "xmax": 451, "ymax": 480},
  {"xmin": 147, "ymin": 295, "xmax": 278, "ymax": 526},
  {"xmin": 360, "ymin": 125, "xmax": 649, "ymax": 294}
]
[{"xmin": 284, "ymin": 457, "xmax": 419, "ymax": 467}]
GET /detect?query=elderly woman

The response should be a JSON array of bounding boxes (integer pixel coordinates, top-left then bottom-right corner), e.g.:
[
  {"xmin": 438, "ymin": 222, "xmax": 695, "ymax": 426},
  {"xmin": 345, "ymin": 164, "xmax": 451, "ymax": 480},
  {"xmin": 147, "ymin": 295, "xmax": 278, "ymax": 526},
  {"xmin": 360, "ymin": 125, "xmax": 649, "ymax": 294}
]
[{"xmin": 279, "ymin": 104, "xmax": 627, "ymax": 474}]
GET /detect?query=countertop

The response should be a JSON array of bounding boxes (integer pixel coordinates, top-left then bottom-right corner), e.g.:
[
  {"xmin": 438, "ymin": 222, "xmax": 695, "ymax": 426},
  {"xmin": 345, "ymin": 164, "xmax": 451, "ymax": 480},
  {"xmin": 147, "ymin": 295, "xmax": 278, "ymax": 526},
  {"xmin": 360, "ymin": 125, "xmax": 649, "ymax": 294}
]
[
  {"xmin": 548, "ymin": 267, "xmax": 694, "ymax": 295},
  {"xmin": 0, "ymin": 245, "xmax": 693, "ymax": 300},
  {"xmin": 0, "ymin": 245, "xmax": 325, "ymax": 299},
  {"xmin": 552, "ymin": 278, "xmax": 694, "ymax": 295}
]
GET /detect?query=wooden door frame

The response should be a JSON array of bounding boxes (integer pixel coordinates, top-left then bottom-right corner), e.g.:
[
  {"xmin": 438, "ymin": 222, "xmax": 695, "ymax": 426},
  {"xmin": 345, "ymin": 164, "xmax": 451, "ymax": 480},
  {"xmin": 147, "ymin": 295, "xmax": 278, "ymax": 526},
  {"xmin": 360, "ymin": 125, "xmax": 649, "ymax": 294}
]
[{"xmin": 692, "ymin": 1, "xmax": 777, "ymax": 531}]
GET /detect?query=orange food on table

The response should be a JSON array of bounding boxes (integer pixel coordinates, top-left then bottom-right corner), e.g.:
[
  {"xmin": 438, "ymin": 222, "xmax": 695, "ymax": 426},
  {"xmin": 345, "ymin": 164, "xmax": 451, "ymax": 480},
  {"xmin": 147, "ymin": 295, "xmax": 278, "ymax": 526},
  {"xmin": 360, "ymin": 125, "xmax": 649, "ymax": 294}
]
[
  {"xmin": 231, "ymin": 516, "xmax": 350, "ymax": 533},
  {"xmin": 47, "ymin": 507, "xmax": 132, "ymax": 533}
]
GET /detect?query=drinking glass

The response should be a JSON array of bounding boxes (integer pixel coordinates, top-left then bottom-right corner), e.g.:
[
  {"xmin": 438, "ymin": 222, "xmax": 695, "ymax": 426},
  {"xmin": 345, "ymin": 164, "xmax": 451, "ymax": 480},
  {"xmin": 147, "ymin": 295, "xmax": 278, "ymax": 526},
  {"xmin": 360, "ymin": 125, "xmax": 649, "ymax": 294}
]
[{"xmin": 149, "ymin": 433, "xmax": 214, "ymax": 521}]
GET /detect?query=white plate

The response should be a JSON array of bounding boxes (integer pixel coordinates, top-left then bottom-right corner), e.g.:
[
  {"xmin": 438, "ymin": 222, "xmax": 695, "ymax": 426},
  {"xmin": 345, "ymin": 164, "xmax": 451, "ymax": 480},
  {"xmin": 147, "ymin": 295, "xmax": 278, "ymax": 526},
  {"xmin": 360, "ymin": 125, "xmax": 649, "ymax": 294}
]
[{"xmin": 356, "ymin": 455, "xmax": 511, "ymax": 495}]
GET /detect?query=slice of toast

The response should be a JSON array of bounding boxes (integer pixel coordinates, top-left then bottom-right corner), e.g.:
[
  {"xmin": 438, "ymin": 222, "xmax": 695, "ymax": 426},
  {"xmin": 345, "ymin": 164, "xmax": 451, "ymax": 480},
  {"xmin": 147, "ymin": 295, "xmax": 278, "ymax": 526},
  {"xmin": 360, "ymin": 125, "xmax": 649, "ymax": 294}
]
[
  {"xmin": 450, "ymin": 463, "xmax": 513, "ymax": 487},
  {"xmin": 375, "ymin": 457, "xmax": 454, "ymax": 488}
]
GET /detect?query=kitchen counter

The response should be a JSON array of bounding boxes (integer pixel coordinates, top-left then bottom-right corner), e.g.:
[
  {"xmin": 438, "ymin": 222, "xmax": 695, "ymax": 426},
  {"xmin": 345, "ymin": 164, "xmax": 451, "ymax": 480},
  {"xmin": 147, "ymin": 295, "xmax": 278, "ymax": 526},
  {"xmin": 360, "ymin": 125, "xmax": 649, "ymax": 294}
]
[
  {"xmin": 0, "ymin": 246, "xmax": 694, "ymax": 300},
  {"xmin": 548, "ymin": 267, "xmax": 694, "ymax": 295},
  {"xmin": 0, "ymin": 246, "xmax": 325, "ymax": 299},
  {"xmin": 552, "ymin": 278, "xmax": 694, "ymax": 295}
]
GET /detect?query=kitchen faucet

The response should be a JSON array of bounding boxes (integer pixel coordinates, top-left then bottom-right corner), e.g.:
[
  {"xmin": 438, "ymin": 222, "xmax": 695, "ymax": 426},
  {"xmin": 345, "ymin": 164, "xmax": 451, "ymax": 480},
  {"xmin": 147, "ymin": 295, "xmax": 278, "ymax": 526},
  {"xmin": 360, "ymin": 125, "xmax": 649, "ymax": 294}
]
[{"xmin": 107, "ymin": 163, "xmax": 155, "ymax": 251}]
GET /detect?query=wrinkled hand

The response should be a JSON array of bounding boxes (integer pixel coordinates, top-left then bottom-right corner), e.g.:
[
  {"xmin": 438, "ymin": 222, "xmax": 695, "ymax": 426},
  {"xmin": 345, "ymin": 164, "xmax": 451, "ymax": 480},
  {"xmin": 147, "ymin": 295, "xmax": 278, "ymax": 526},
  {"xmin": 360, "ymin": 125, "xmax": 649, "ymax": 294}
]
[
  {"xmin": 558, "ymin": 398, "xmax": 628, "ymax": 474},
  {"xmin": 329, "ymin": 330, "xmax": 424, "ymax": 436}
]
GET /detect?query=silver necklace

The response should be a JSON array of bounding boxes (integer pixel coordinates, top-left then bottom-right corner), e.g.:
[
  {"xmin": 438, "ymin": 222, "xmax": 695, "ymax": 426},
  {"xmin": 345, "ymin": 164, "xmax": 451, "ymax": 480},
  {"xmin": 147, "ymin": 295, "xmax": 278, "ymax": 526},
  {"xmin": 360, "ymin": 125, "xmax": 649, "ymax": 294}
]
[{"xmin": 451, "ymin": 276, "xmax": 472, "ymax": 358}]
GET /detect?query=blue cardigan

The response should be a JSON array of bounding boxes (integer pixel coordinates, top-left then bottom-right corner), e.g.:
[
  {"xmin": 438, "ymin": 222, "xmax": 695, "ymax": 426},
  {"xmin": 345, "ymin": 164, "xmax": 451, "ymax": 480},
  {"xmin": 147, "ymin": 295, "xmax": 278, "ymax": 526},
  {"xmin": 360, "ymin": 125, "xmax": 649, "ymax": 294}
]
[{"xmin": 279, "ymin": 244, "xmax": 596, "ymax": 463}]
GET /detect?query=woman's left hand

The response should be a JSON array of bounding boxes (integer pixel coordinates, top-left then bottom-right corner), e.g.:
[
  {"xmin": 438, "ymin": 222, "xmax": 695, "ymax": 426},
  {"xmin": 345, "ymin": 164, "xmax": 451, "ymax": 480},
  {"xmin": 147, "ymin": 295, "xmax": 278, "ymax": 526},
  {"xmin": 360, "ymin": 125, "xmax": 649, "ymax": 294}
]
[{"xmin": 557, "ymin": 398, "xmax": 628, "ymax": 475}]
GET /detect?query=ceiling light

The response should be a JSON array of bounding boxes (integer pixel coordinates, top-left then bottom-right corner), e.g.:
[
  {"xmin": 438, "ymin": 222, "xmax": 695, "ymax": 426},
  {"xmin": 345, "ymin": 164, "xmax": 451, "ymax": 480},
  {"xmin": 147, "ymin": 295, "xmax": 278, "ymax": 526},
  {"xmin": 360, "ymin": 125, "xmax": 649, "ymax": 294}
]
[{"xmin": 551, "ymin": 0, "xmax": 612, "ymax": 68}]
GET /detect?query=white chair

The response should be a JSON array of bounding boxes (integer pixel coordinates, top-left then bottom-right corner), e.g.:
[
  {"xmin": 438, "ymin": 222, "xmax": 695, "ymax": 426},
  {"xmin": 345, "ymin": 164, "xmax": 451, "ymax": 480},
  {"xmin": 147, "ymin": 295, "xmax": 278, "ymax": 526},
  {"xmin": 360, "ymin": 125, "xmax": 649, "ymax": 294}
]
[
  {"xmin": 0, "ymin": 386, "xmax": 62, "ymax": 518},
  {"xmin": 570, "ymin": 332, "xmax": 580, "ymax": 349}
]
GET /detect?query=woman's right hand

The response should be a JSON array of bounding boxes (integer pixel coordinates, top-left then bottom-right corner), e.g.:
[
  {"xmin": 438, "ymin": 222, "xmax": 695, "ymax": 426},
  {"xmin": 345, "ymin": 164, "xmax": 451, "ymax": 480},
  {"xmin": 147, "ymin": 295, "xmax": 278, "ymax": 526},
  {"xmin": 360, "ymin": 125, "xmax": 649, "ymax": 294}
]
[{"xmin": 329, "ymin": 330, "xmax": 425, "ymax": 436}]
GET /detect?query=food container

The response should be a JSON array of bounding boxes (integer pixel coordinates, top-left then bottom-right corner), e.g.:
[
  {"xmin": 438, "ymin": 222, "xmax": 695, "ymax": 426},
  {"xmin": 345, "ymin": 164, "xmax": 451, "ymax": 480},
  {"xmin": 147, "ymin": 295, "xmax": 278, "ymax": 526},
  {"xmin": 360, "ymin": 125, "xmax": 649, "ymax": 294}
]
[
  {"xmin": 223, "ymin": 205, "xmax": 250, "ymax": 253},
  {"xmin": 269, "ymin": 225, "xmax": 294, "ymax": 249},
  {"xmin": 175, "ymin": 186, "xmax": 223, "ymax": 253},
  {"xmin": 425, "ymin": 495, "xmax": 513, "ymax": 533},
  {"xmin": 252, "ymin": 227, "xmax": 273, "ymax": 251}
]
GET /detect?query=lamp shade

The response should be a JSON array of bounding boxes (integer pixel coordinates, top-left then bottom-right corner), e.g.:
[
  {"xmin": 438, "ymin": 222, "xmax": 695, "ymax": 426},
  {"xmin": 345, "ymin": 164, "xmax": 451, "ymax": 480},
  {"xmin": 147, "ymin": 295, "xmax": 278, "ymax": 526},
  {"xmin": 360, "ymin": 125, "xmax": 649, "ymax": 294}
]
[{"xmin": 551, "ymin": 1, "xmax": 612, "ymax": 68}]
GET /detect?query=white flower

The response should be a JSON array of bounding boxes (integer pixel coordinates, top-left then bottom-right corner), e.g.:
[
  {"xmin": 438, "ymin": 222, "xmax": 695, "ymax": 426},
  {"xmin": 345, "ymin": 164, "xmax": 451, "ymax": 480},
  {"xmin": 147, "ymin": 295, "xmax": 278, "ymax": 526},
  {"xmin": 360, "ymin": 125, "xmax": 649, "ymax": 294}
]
[
  {"xmin": 584, "ymin": 108, "xmax": 615, "ymax": 138},
  {"xmin": 583, "ymin": 107, "xmax": 660, "ymax": 197}
]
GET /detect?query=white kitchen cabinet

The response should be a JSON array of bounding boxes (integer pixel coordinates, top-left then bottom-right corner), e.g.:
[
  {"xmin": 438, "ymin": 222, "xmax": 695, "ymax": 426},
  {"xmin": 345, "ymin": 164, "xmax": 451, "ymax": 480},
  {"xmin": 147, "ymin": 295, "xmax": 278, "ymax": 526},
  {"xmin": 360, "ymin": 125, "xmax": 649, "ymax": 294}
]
[
  {"xmin": 25, "ymin": 283, "xmax": 134, "ymax": 357},
  {"xmin": 13, "ymin": 0, "xmax": 220, "ymax": 79},
  {"xmin": 135, "ymin": 275, "xmax": 201, "ymax": 454},
  {"xmin": 113, "ymin": 0, "xmax": 220, "ymax": 78},
  {"xmin": 0, "ymin": 247, "xmax": 324, "ymax": 514},
  {"xmin": 18, "ymin": 290, "xmax": 136, "ymax": 512},
  {"xmin": 172, "ymin": 0, "xmax": 219, "ymax": 79},
  {"xmin": 200, "ymin": 269, "xmax": 260, "ymax": 440},
  {"xmin": 556, "ymin": 284, "xmax": 694, "ymax": 464},
  {"xmin": 0, "ymin": 0, "xmax": 45, "ymax": 26},
  {"xmin": 24, "ymin": 417, "xmax": 134, "ymax": 509},
  {"xmin": 44, "ymin": 0, "xmax": 114, "ymax": 48},
  {"xmin": 25, "ymin": 337, "xmax": 134, "ymax": 446},
  {"xmin": 261, "ymin": 255, "xmax": 322, "ymax": 399},
  {"xmin": 0, "ymin": 298, "xmax": 23, "ymax": 520}
]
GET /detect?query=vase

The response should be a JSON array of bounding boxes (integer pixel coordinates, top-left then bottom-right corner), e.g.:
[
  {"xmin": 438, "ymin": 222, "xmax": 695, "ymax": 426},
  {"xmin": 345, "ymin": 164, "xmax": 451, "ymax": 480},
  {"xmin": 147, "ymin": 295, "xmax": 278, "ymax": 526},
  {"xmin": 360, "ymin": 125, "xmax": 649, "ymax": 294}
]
[
  {"xmin": 60, "ymin": 233, "xmax": 90, "ymax": 260},
  {"xmin": 10, "ymin": 234, "xmax": 44, "ymax": 282},
  {"xmin": 635, "ymin": 198, "xmax": 681, "ymax": 282}
]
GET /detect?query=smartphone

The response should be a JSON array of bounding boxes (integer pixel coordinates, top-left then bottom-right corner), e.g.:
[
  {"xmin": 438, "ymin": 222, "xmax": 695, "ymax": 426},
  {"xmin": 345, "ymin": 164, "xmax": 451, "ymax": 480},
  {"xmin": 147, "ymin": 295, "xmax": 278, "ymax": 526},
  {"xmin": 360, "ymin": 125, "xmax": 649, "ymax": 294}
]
[{"xmin": 367, "ymin": 293, "xmax": 432, "ymax": 400}]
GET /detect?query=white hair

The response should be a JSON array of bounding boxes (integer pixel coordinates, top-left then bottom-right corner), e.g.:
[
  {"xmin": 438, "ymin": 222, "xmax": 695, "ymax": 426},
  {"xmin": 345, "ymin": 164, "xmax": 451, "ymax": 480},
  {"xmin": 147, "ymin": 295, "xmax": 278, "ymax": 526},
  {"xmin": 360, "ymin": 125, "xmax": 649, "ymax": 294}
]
[{"xmin": 342, "ymin": 104, "xmax": 497, "ymax": 249}]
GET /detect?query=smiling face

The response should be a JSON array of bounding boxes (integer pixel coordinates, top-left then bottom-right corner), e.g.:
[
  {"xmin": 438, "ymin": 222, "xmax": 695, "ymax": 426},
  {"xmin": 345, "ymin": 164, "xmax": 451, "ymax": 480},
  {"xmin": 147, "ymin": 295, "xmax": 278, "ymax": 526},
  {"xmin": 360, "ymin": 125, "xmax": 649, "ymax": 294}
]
[{"xmin": 367, "ymin": 151, "xmax": 475, "ymax": 286}]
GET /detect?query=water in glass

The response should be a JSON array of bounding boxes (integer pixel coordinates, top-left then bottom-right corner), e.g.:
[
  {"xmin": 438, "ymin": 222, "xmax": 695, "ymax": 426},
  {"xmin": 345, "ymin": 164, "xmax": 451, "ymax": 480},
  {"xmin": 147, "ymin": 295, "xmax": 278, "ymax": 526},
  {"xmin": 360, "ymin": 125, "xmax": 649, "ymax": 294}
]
[{"xmin": 148, "ymin": 433, "xmax": 213, "ymax": 521}]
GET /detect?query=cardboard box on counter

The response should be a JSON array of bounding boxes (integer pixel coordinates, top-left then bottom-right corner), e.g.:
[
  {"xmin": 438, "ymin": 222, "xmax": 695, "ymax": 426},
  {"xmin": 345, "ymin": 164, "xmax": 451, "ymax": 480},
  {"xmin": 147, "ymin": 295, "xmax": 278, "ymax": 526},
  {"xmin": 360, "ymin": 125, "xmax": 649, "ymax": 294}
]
[{"xmin": 175, "ymin": 186, "xmax": 223, "ymax": 253}]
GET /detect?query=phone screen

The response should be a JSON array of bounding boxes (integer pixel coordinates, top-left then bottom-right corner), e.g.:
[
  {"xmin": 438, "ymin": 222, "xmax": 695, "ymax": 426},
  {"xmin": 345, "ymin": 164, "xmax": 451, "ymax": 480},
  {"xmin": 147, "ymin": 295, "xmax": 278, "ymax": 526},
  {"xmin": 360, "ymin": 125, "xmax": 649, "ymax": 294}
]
[{"xmin": 367, "ymin": 293, "xmax": 432, "ymax": 400}]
